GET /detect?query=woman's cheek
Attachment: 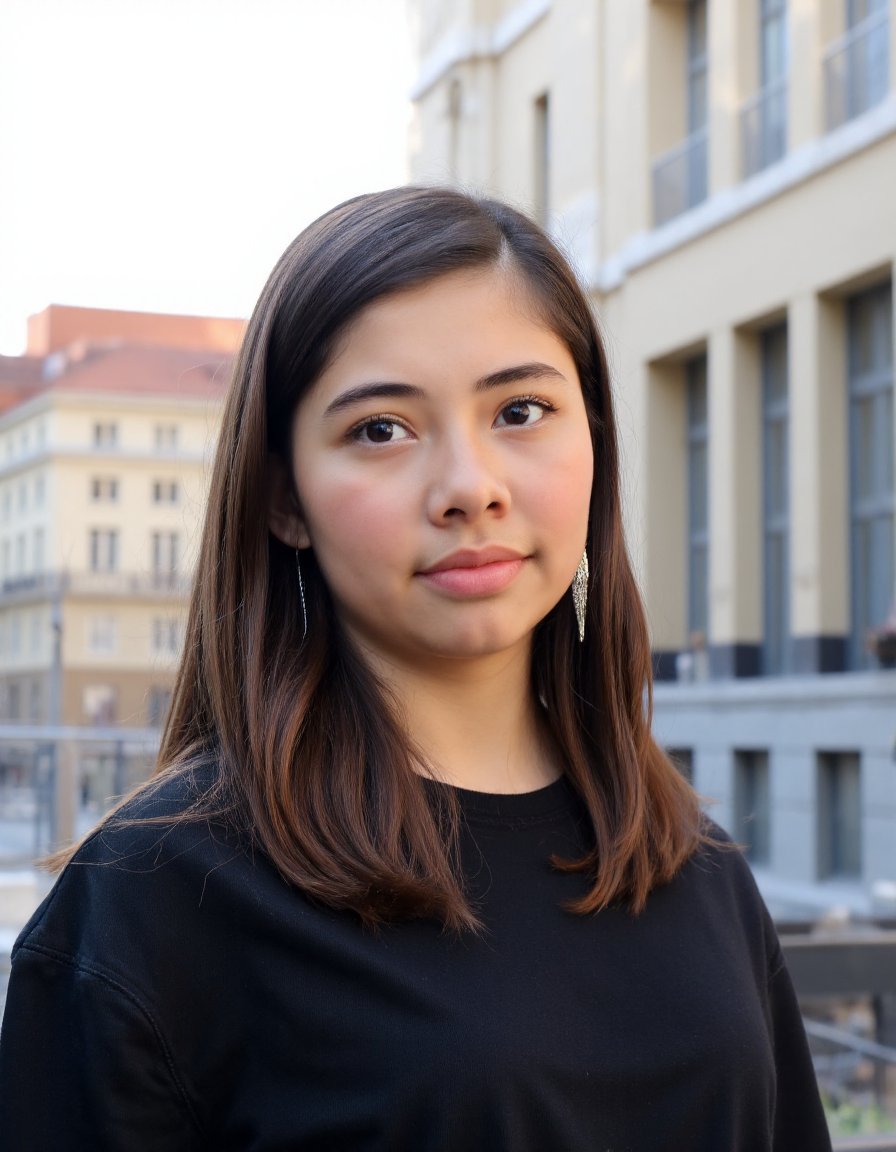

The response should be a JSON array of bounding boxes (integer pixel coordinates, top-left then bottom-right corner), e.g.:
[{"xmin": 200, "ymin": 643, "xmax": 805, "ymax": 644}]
[{"xmin": 308, "ymin": 475, "xmax": 407, "ymax": 566}]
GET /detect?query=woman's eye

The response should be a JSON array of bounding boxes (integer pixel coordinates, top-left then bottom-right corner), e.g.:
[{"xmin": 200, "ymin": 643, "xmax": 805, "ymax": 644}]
[
  {"xmin": 352, "ymin": 418, "xmax": 410, "ymax": 445},
  {"xmin": 496, "ymin": 398, "xmax": 551, "ymax": 427}
]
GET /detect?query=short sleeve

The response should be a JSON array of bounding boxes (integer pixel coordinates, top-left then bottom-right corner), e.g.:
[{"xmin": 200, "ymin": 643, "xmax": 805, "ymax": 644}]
[{"xmin": 0, "ymin": 942, "xmax": 202, "ymax": 1151}]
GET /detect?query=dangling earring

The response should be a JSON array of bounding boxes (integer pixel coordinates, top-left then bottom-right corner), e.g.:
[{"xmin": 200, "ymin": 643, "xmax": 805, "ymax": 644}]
[
  {"xmin": 295, "ymin": 549, "xmax": 308, "ymax": 642},
  {"xmin": 572, "ymin": 550, "xmax": 589, "ymax": 643}
]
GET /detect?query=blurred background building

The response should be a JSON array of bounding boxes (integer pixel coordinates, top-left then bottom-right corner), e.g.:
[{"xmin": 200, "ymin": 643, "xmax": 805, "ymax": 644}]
[
  {"xmin": 0, "ymin": 306, "xmax": 240, "ymax": 836},
  {"xmin": 409, "ymin": 0, "xmax": 896, "ymax": 920}
]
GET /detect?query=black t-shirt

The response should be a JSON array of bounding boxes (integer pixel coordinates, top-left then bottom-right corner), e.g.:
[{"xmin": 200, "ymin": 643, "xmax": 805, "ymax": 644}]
[{"xmin": 0, "ymin": 766, "xmax": 832, "ymax": 1151}]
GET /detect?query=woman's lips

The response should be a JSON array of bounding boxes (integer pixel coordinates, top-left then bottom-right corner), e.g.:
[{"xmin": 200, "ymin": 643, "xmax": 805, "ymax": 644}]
[{"xmin": 417, "ymin": 558, "xmax": 525, "ymax": 596}]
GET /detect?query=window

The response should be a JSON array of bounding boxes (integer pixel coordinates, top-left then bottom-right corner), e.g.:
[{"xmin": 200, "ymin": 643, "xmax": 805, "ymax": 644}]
[
  {"xmin": 152, "ymin": 479, "xmax": 180, "ymax": 504},
  {"xmin": 1, "ymin": 539, "xmax": 9, "ymax": 578},
  {"xmin": 151, "ymin": 531, "xmax": 180, "ymax": 579},
  {"xmin": 90, "ymin": 477, "xmax": 119, "ymax": 502},
  {"xmin": 762, "ymin": 325, "xmax": 790, "ymax": 674},
  {"xmin": 7, "ymin": 682, "xmax": 21, "ymax": 721},
  {"xmin": 28, "ymin": 680, "xmax": 41, "ymax": 722},
  {"xmin": 848, "ymin": 283, "xmax": 893, "ymax": 668},
  {"xmin": 687, "ymin": 0, "xmax": 708, "ymax": 135},
  {"xmin": 825, "ymin": 0, "xmax": 889, "ymax": 128},
  {"xmin": 687, "ymin": 356, "xmax": 709, "ymax": 643},
  {"xmin": 83, "ymin": 684, "xmax": 117, "ymax": 726},
  {"xmin": 154, "ymin": 424, "xmax": 178, "ymax": 451},
  {"xmin": 33, "ymin": 527, "xmax": 44, "ymax": 573},
  {"xmin": 89, "ymin": 529, "xmax": 119, "ymax": 573},
  {"xmin": 15, "ymin": 533, "xmax": 25, "ymax": 576},
  {"xmin": 151, "ymin": 616, "xmax": 182, "ymax": 654},
  {"xmin": 34, "ymin": 472, "xmax": 45, "ymax": 506},
  {"xmin": 667, "ymin": 748, "xmax": 694, "ymax": 783},
  {"xmin": 17, "ymin": 481, "xmax": 27, "ymax": 513},
  {"xmin": 29, "ymin": 611, "xmax": 41, "ymax": 654},
  {"xmin": 1, "ymin": 489, "xmax": 9, "ymax": 521},
  {"xmin": 10, "ymin": 614, "xmax": 21, "ymax": 654},
  {"xmin": 87, "ymin": 614, "xmax": 118, "ymax": 654},
  {"xmin": 93, "ymin": 422, "xmax": 118, "ymax": 449},
  {"xmin": 761, "ymin": 0, "xmax": 787, "ymax": 87},
  {"xmin": 534, "ymin": 92, "xmax": 550, "ymax": 226},
  {"xmin": 817, "ymin": 752, "xmax": 862, "ymax": 879},
  {"xmin": 743, "ymin": 0, "xmax": 788, "ymax": 175},
  {"xmin": 734, "ymin": 751, "xmax": 771, "ymax": 864}
]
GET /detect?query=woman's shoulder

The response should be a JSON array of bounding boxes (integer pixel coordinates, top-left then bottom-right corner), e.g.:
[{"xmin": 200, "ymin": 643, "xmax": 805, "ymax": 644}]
[
  {"xmin": 667, "ymin": 815, "xmax": 780, "ymax": 961},
  {"xmin": 12, "ymin": 755, "xmax": 251, "ymax": 981}
]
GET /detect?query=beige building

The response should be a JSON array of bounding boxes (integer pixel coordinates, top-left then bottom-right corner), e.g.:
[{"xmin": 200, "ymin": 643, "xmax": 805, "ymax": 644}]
[
  {"xmin": 0, "ymin": 306, "xmax": 240, "ymax": 740},
  {"xmin": 409, "ymin": 0, "xmax": 896, "ymax": 916}
]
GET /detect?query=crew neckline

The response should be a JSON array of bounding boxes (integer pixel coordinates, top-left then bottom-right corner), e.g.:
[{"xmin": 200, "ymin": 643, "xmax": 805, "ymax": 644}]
[{"xmin": 424, "ymin": 773, "xmax": 574, "ymax": 820}]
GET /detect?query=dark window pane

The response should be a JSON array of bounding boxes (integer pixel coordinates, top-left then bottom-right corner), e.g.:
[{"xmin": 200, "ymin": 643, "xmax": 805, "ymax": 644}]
[{"xmin": 735, "ymin": 751, "xmax": 771, "ymax": 864}]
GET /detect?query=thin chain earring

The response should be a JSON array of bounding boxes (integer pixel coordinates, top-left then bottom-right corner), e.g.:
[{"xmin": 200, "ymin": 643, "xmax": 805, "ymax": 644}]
[
  {"xmin": 295, "ymin": 549, "xmax": 308, "ymax": 642},
  {"xmin": 572, "ymin": 550, "xmax": 589, "ymax": 643}
]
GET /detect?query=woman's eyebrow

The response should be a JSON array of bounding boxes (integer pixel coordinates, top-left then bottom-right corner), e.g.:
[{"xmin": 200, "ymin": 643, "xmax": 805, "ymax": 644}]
[
  {"xmin": 323, "ymin": 382, "xmax": 424, "ymax": 418},
  {"xmin": 322, "ymin": 362, "xmax": 568, "ymax": 419},
  {"xmin": 474, "ymin": 361, "xmax": 567, "ymax": 391}
]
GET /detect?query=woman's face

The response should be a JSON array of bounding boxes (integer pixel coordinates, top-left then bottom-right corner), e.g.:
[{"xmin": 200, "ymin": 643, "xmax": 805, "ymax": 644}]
[{"xmin": 270, "ymin": 265, "xmax": 594, "ymax": 677}]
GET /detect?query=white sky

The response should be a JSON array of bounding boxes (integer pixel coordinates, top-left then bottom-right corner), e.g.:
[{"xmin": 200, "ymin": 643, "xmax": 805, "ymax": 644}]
[{"xmin": 0, "ymin": 0, "xmax": 415, "ymax": 354}]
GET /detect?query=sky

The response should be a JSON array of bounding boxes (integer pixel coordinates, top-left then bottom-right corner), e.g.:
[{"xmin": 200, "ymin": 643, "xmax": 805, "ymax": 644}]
[{"xmin": 0, "ymin": 0, "xmax": 415, "ymax": 354}]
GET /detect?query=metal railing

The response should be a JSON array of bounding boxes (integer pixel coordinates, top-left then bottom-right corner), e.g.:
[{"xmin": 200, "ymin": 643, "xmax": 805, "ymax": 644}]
[
  {"xmin": 0, "ymin": 568, "xmax": 191, "ymax": 604},
  {"xmin": 652, "ymin": 126, "xmax": 708, "ymax": 226},
  {"xmin": 740, "ymin": 78, "xmax": 788, "ymax": 177},
  {"xmin": 825, "ymin": 9, "xmax": 890, "ymax": 131}
]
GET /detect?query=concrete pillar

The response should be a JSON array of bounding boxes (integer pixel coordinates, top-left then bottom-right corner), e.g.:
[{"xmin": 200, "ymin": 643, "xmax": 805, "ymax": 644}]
[
  {"xmin": 644, "ymin": 359, "xmax": 688, "ymax": 670},
  {"xmin": 789, "ymin": 292, "xmax": 849, "ymax": 672},
  {"xmin": 707, "ymin": 326, "xmax": 762, "ymax": 677},
  {"xmin": 707, "ymin": 0, "xmax": 749, "ymax": 193},
  {"xmin": 788, "ymin": 0, "xmax": 841, "ymax": 147}
]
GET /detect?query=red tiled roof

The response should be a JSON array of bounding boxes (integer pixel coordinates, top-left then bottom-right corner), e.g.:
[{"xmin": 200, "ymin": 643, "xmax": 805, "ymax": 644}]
[
  {"xmin": 0, "ymin": 343, "xmax": 234, "ymax": 417},
  {"xmin": 0, "ymin": 356, "xmax": 44, "ymax": 417}
]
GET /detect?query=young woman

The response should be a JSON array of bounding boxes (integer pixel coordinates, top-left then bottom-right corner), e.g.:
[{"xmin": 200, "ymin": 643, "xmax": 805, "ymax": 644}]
[{"xmin": 0, "ymin": 187, "xmax": 831, "ymax": 1150}]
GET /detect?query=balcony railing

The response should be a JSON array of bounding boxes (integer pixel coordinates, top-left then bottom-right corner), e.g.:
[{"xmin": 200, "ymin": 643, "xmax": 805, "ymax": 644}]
[
  {"xmin": 740, "ymin": 78, "xmax": 788, "ymax": 178},
  {"xmin": 652, "ymin": 127, "xmax": 708, "ymax": 226},
  {"xmin": 0, "ymin": 569, "xmax": 191, "ymax": 604},
  {"xmin": 824, "ymin": 9, "xmax": 890, "ymax": 131}
]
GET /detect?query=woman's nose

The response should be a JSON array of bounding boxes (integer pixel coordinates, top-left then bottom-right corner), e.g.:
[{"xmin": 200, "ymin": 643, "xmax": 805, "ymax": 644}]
[{"xmin": 425, "ymin": 432, "xmax": 511, "ymax": 524}]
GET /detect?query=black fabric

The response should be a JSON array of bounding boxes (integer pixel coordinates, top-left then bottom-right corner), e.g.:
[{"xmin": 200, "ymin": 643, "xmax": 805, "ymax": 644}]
[{"xmin": 0, "ymin": 766, "xmax": 832, "ymax": 1151}]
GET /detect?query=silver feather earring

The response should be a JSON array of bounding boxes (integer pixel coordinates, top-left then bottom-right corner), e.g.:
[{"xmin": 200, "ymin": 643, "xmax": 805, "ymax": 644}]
[
  {"xmin": 572, "ymin": 550, "xmax": 589, "ymax": 643},
  {"xmin": 295, "ymin": 549, "xmax": 308, "ymax": 642}
]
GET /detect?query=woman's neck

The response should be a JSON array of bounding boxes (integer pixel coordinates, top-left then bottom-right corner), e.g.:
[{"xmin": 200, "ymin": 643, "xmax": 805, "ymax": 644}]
[{"xmin": 362, "ymin": 644, "xmax": 562, "ymax": 794}]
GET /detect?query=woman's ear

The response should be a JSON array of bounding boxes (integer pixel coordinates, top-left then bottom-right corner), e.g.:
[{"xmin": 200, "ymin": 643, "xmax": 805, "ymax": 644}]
[{"xmin": 267, "ymin": 454, "xmax": 311, "ymax": 549}]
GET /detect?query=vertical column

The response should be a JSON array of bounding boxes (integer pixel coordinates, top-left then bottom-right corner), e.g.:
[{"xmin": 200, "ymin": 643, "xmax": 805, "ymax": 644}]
[
  {"xmin": 788, "ymin": 0, "xmax": 841, "ymax": 147},
  {"xmin": 707, "ymin": 0, "xmax": 743, "ymax": 193},
  {"xmin": 644, "ymin": 360, "xmax": 688, "ymax": 677},
  {"xmin": 789, "ymin": 292, "xmax": 849, "ymax": 671},
  {"xmin": 708, "ymin": 326, "xmax": 762, "ymax": 677}
]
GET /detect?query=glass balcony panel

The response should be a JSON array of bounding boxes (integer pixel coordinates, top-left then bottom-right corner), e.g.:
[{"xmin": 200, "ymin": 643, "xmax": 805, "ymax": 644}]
[
  {"xmin": 824, "ymin": 9, "xmax": 890, "ymax": 130},
  {"xmin": 740, "ymin": 79, "xmax": 788, "ymax": 177},
  {"xmin": 652, "ymin": 128, "xmax": 708, "ymax": 226}
]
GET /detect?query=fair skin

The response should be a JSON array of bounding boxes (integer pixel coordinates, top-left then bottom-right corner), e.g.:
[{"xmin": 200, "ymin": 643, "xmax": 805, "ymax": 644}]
[{"xmin": 269, "ymin": 265, "xmax": 594, "ymax": 793}]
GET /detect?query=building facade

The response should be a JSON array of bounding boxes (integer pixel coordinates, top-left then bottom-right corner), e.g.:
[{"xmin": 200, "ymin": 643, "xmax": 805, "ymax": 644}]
[
  {"xmin": 0, "ymin": 306, "xmax": 240, "ymax": 798},
  {"xmin": 409, "ymin": 0, "xmax": 896, "ymax": 918}
]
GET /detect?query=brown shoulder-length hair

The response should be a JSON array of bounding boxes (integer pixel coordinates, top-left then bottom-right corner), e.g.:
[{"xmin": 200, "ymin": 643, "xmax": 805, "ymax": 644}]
[{"xmin": 81, "ymin": 187, "xmax": 708, "ymax": 928}]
